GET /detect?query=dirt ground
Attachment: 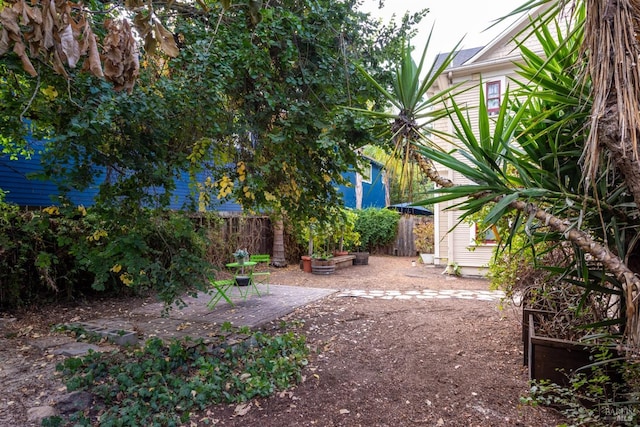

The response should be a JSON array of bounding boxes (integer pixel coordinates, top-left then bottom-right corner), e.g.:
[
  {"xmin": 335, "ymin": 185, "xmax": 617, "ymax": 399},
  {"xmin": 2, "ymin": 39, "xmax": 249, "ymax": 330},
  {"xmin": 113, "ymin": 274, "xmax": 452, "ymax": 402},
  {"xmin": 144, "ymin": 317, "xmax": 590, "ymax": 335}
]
[{"xmin": 0, "ymin": 255, "xmax": 565, "ymax": 426}]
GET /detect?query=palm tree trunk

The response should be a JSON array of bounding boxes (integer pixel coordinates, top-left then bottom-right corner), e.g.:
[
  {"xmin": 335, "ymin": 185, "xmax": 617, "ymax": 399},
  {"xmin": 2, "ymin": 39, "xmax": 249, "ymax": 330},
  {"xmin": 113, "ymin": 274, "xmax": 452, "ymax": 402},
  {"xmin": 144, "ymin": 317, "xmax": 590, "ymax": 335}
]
[
  {"xmin": 271, "ymin": 218, "xmax": 287, "ymax": 267},
  {"xmin": 580, "ymin": 0, "xmax": 640, "ymax": 350},
  {"xmin": 583, "ymin": 0, "xmax": 640, "ymax": 205}
]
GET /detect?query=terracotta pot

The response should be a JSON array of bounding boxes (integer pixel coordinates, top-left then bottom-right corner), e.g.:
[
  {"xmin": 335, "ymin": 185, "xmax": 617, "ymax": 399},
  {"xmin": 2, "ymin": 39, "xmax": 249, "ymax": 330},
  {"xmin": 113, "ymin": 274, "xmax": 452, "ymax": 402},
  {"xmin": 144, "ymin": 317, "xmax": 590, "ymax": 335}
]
[{"xmin": 301, "ymin": 255, "xmax": 312, "ymax": 273}]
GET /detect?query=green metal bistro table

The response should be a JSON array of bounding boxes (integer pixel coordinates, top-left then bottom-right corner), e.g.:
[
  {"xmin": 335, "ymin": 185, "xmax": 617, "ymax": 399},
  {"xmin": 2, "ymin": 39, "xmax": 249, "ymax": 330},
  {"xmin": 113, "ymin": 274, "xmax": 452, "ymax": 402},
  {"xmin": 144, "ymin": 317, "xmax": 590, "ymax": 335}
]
[{"xmin": 225, "ymin": 261, "xmax": 259, "ymax": 299}]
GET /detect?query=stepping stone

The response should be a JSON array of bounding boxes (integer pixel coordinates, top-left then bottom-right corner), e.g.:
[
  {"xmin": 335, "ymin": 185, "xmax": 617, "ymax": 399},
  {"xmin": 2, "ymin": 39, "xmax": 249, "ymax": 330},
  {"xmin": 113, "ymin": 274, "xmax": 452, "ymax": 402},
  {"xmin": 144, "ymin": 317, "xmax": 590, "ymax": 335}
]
[{"xmin": 52, "ymin": 342, "xmax": 104, "ymax": 357}]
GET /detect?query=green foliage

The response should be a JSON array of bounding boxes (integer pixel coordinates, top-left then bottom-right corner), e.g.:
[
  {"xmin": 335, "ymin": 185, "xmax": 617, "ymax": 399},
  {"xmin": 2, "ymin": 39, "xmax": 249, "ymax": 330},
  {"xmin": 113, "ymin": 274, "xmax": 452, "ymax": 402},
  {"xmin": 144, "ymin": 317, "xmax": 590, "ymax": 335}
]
[
  {"xmin": 50, "ymin": 330, "xmax": 309, "ymax": 426},
  {"xmin": 415, "ymin": 10, "xmax": 631, "ymax": 334},
  {"xmin": 296, "ymin": 207, "xmax": 361, "ymax": 255},
  {"xmin": 70, "ymin": 205, "xmax": 212, "ymax": 308},
  {"xmin": 362, "ymin": 145, "xmax": 434, "ymax": 205},
  {"xmin": 8, "ymin": 0, "xmax": 426, "ymax": 228},
  {"xmin": 0, "ymin": 202, "xmax": 94, "ymax": 307},
  {"xmin": 522, "ymin": 353, "xmax": 639, "ymax": 426},
  {"xmin": 353, "ymin": 208, "xmax": 400, "ymax": 252},
  {"xmin": 0, "ymin": 202, "xmax": 211, "ymax": 309}
]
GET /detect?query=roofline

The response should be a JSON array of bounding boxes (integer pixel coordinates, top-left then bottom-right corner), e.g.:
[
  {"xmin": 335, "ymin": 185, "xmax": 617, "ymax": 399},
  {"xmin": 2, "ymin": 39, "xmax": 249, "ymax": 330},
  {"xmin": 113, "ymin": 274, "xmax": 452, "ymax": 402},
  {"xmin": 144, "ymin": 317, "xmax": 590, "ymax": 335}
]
[
  {"xmin": 464, "ymin": 4, "xmax": 553, "ymax": 66},
  {"xmin": 448, "ymin": 55, "xmax": 520, "ymax": 76}
]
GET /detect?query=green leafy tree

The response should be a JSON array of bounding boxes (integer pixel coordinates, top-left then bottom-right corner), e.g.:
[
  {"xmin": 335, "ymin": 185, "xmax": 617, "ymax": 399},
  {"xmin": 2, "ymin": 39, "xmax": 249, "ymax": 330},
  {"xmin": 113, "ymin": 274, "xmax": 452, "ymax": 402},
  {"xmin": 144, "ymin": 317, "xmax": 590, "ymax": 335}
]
[{"xmin": 0, "ymin": 1, "xmax": 426, "ymax": 298}]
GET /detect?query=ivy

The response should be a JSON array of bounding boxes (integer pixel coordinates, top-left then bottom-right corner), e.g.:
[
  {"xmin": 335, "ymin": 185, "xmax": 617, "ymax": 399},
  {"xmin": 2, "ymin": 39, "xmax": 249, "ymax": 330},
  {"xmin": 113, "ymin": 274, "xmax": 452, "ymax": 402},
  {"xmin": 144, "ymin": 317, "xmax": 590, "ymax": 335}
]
[{"xmin": 51, "ymin": 330, "xmax": 309, "ymax": 426}]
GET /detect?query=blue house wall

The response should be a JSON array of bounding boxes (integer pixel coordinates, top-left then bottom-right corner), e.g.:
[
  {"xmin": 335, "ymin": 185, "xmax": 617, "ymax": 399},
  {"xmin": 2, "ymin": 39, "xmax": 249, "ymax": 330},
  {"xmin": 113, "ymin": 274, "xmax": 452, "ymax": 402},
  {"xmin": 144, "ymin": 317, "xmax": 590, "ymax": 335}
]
[
  {"xmin": 337, "ymin": 160, "xmax": 387, "ymax": 209},
  {"xmin": 0, "ymin": 140, "xmax": 101, "ymax": 207},
  {"xmin": 1, "ymin": 146, "xmax": 387, "ymax": 211}
]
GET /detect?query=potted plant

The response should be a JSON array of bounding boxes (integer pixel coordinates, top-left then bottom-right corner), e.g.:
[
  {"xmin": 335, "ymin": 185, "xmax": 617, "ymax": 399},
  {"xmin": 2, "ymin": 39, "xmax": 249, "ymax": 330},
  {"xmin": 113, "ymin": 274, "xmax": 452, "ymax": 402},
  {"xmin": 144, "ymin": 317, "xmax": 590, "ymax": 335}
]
[
  {"xmin": 232, "ymin": 248, "xmax": 251, "ymax": 286},
  {"xmin": 233, "ymin": 248, "xmax": 249, "ymax": 265},
  {"xmin": 413, "ymin": 222, "xmax": 434, "ymax": 264},
  {"xmin": 333, "ymin": 209, "xmax": 360, "ymax": 256},
  {"xmin": 311, "ymin": 251, "xmax": 335, "ymax": 275}
]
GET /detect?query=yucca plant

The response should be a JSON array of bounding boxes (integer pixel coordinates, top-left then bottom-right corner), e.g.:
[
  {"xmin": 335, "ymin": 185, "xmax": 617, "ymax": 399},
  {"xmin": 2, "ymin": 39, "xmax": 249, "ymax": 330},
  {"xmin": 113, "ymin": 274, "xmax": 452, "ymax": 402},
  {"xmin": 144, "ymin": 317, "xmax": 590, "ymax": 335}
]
[
  {"xmin": 414, "ymin": 8, "xmax": 639, "ymax": 350},
  {"xmin": 499, "ymin": 0, "xmax": 640, "ymax": 350},
  {"xmin": 349, "ymin": 29, "xmax": 466, "ymax": 194}
]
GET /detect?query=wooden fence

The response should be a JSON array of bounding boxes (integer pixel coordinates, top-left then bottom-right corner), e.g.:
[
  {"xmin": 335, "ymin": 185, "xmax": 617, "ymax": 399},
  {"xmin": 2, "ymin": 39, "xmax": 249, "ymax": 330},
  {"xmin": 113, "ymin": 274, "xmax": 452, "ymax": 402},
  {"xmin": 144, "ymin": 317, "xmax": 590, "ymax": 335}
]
[
  {"xmin": 191, "ymin": 214, "xmax": 273, "ymax": 266},
  {"xmin": 380, "ymin": 215, "xmax": 432, "ymax": 257},
  {"xmin": 195, "ymin": 212, "xmax": 429, "ymax": 265}
]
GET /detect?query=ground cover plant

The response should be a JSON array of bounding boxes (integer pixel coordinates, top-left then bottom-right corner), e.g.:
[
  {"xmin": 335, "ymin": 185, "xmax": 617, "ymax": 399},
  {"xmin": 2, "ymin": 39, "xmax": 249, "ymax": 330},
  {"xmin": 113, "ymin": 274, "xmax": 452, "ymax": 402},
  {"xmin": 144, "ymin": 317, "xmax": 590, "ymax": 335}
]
[{"xmin": 45, "ymin": 326, "xmax": 309, "ymax": 426}]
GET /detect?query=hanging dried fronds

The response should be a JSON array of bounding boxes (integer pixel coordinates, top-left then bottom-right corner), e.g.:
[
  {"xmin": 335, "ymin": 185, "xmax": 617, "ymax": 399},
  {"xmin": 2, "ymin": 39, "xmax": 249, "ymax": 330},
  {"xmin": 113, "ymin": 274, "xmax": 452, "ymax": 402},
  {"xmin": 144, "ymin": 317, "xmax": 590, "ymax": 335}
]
[
  {"xmin": 582, "ymin": 0, "xmax": 640, "ymax": 179},
  {"xmin": 0, "ymin": 0, "xmax": 180, "ymax": 91},
  {"xmin": 102, "ymin": 19, "xmax": 139, "ymax": 93}
]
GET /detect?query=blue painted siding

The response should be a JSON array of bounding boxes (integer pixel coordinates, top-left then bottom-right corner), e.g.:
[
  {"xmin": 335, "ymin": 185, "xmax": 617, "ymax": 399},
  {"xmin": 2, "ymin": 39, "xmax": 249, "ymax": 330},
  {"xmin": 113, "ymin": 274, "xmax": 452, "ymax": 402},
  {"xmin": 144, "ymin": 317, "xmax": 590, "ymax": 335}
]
[
  {"xmin": 338, "ymin": 160, "xmax": 387, "ymax": 209},
  {"xmin": 1, "ymin": 144, "xmax": 385, "ymax": 211},
  {"xmin": 0, "ymin": 149, "xmax": 237, "ymax": 210},
  {"xmin": 0, "ymin": 142, "xmax": 101, "ymax": 207}
]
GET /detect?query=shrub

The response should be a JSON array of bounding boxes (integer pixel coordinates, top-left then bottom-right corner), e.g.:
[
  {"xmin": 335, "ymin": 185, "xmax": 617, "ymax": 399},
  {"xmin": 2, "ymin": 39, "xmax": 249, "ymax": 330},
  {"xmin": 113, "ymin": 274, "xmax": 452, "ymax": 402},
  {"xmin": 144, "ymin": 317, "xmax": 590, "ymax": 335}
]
[
  {"xmin": 353, "ymin": 208, "xmax": 400, "ymax": 252},
  {"xmin": 0, "ymin": 202, "xmax": 211, "ymax": 309},
  {"xmin": 413, "ymin": 221, "xmax": 434, "ymax": 253}
]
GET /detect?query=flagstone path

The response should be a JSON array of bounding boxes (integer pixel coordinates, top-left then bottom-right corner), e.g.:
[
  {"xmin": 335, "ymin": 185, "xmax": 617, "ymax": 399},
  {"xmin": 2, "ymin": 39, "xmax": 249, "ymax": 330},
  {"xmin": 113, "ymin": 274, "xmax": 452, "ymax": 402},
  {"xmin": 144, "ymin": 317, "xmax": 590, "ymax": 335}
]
[{"xmin": 336, "ymin": 288, "xmax": 506, "ymax": 301}]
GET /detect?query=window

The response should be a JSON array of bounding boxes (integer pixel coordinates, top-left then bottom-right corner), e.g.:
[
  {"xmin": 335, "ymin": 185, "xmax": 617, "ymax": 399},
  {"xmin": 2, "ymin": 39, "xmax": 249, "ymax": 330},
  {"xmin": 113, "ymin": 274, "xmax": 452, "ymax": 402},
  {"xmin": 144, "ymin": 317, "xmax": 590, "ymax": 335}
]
[
  {"xmin": 361, "ymin": 162, "xmax": 372, "ymax": 184},
  {"xmin": 470, "ymin": 223, "xmax": 499, "ymax": 245},
  {"xmin": 486, "ymin": 81, "xmax": 501, "ymax": 115}
]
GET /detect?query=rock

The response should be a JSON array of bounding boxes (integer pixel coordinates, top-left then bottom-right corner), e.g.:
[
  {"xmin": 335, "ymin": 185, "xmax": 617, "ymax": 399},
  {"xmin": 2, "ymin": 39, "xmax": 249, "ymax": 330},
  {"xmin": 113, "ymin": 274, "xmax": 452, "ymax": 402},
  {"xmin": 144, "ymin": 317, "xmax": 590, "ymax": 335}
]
[
  {"xmin": 27, "ymin": 406, "xmax": 57, "ymax": 422},
  {"xmin": 54, "ymin": 391, "xmax": 93, "ymax": 415},
  {"xmin": 51, "ymin": 342, "xmax": 102, "ymax": 357}
]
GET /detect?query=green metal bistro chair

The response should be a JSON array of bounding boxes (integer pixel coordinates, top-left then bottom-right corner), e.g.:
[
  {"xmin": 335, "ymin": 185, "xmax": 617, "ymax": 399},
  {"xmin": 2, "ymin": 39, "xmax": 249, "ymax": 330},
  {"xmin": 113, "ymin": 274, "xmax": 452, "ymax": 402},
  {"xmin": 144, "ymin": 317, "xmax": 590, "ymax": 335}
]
[
  {"xmin": 206, "ymin": 278, "xmax": 235, "ymax": 309},
  {"xmin": 249, "ymin": 254, "xmax": 271, "ymax": 294}
]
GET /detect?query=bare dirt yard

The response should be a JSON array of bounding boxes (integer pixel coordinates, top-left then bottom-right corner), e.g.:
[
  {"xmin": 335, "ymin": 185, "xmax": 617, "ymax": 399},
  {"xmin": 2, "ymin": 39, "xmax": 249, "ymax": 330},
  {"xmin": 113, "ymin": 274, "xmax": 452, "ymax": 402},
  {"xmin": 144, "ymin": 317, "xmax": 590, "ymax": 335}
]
[{"xmin": 0, "ymin": 255, "xmax": 565, "ymax": 426}]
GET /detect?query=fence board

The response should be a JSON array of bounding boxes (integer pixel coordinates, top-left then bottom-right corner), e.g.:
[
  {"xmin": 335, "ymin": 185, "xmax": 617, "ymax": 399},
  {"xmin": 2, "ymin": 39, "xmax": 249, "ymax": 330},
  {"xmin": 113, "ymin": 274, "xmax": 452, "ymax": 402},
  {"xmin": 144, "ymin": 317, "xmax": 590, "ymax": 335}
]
[{"xmin": 380, "ymin": 215, "xmax": 432, "ymax": 257}]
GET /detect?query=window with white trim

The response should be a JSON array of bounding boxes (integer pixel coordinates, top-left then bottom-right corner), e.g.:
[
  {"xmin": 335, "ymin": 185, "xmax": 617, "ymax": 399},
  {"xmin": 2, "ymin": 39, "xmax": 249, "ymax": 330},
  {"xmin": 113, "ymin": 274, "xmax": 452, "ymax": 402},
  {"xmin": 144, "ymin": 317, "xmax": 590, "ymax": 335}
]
[
  {"xmin": 361, "ymin": 162, "xmax": 372, "ymax": 184},
  {"xmin": 486, "ymin": 80, "xmax": 501, "ymax": 115},
  {"xmin": 470, "ymin": 223, "xmax": 499, "ymax": 245}
]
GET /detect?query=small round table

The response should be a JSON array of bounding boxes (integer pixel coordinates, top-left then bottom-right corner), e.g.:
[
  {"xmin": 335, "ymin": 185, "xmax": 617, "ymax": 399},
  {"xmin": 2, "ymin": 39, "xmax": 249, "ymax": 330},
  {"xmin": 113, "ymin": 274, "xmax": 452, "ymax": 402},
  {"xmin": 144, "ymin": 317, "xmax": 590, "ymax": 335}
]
[{"xmin": 225, "ymin": 261, "xmax": 257, "ymax": 276}]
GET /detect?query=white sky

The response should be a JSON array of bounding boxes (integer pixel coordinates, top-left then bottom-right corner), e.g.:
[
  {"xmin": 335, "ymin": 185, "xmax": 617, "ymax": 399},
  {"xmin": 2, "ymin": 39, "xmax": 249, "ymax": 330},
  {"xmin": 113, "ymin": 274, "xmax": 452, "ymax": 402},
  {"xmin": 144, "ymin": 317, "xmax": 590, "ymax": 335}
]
[{"xmin": 359, "ymin": 1, "xmax": 523, "ymax": 62}]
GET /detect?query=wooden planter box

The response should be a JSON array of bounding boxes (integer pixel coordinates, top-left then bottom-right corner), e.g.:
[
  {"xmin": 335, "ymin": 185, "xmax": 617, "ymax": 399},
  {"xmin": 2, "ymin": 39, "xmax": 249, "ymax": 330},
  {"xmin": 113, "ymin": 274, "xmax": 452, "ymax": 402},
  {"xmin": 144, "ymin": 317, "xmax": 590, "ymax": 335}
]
[{"xmin": 523, "ymin": 309, "xmax": 622, "ymax": 388}]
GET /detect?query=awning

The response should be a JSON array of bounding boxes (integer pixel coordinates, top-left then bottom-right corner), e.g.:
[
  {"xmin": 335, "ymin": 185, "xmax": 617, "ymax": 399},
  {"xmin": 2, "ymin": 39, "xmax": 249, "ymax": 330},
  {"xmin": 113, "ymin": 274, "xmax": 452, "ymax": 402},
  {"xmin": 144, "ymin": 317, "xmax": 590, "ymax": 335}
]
[{"xmin": 387, "ymin": 202, "xmax": 433, "ymax": 216}]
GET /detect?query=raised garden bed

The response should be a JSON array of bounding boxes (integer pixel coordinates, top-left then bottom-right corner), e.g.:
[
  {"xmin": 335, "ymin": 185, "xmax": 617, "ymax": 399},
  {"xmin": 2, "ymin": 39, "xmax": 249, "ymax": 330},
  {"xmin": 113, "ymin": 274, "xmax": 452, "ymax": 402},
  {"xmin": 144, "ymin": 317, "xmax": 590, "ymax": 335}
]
[
  {"xmin": 331, "ymin": 254, "xmax": 356, "ymax": 269},
  {"xmin": 523, "ymin": 308, "xmax": 622, "ymax": 387}
]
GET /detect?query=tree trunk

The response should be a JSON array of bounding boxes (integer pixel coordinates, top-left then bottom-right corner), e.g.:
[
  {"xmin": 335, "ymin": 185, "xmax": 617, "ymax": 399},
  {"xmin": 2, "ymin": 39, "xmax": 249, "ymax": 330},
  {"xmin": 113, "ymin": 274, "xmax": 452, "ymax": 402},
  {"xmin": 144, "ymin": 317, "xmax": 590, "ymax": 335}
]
[
  {"xmin": 271, "ymin": 218, "xmax": 287, "ymax": 267},
  {"xmin": 581, "ymin": 0, "xmax": 640, "ymax": 350}
]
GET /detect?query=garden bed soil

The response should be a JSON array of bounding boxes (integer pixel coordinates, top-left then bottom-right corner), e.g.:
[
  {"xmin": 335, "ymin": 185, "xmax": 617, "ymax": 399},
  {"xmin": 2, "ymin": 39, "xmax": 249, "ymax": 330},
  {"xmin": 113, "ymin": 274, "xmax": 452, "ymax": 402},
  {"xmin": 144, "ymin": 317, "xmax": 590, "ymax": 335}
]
[{"xmin": 0, "ymin": 255, "xmax": 565, "ymax": 426}]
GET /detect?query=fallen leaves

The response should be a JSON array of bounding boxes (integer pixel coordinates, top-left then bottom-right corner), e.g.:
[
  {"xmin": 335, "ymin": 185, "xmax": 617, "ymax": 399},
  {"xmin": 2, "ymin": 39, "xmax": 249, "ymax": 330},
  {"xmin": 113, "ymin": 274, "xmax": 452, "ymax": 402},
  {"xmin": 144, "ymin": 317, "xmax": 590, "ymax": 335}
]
[{"xmin": 233, "ymin": 402, "xmax": 252, "ymax": 417}]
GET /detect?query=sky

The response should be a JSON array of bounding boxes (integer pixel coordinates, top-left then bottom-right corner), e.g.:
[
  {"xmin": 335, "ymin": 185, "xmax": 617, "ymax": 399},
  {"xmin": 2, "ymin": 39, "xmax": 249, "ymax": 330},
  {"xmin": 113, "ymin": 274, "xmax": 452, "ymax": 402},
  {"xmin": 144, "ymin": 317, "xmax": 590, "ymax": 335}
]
[{"xmin": 359, "ymin": 1, "xmax": 524, "ymax": 62}]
